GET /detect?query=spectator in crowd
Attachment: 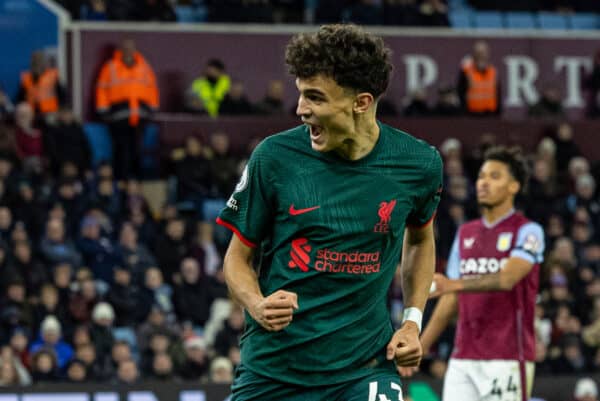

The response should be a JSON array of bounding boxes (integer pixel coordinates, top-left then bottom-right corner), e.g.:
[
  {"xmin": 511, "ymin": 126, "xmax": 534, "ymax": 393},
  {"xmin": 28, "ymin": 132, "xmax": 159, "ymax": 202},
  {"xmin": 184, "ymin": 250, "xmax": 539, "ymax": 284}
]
[
  {"xmin": 40, "ymin": 218, "xmax": 82, "ymax": 267},
  {"xmin": 149, "ymin": 352, "xmax": 178, "ymax": 381},
  {"xmin": 137, "ymin": 304, "xmax": 180, "ymax": 352},
  {"xmin": 554, "ymin": 122, "xmax": 581, "ymax": 175},
  {"xmin": 106, "ymin": 265, "xmax": 147, "ymax": 327},
  {"xmin": 65, "ymin": 359, "xmax": 88, "ymax": 382},
  {"xmin": 30, "ymin": 349, "xmax": 59, "ymax": 383},
  {"xmin": 209, "ymin": 356, "xmax": 233, "ymax": 384},
  {"xmin": 155, "ymin": 217, "xmax": 189, "ymax": 284},
  {"xmin": 189, "ymin": 221, "xmax": 221, "ymax": 277},
  {"xmin": 457, "ymin": 40, "xmax": 501, "ymax": 116},
  {"xmin": 528, "ymin": 85, "xmax": 565, "ymax": 118},
  {"xmin": 6, "ymin": 240, "xmax": 47, "ymax": 298},
  {"xmin": 142, "ymin": 267, "xmax": 174, "ymax": 321},
  {"xmin": 79, "ymin": 0, "xmax": 108, "ymax": 20},
  {"xmin": 0, "ymin": 345, "xmax": 31, "ymax": 386},
  {"xmin": 174, "ymin": 136, "xmax": 212, "ymax": 216},
  {"xmin": 207, "ymin": 131, "xmax": 238, "ymax": 203},
  {"xmin": 16, "ymin": 51, "xmax": 66, "ymax": 124},
  {"xmin": 77, "ymin": 215, "xmax": 119, "ymax": 284},
  {"xmin": 44, "ymin": 106, "xmax": 92, "ymax": 177},
  {"xmin": 0, "ymin": 280, "xmax": 34, "ymax": 339},
  {"xmin": 68, "ymin": 276, "xmax": 100, "ymax": 325},
  {"xmin": 214, "ymin": 304, "xmax": 244, "ymax": 357},
  {"xmin": 90, "ymin": 302, "xmax": 115, "ymax": 359},
  {"xmin": 114, "ymin": 359, "xmax": 139, "ymax": 384},
  {"xmin": 115, "ymin": 222, "xmax": 156, "ymax": 284},
  {"xmin": 256, "ymin": 79, "xmax": 285, "ymax": 115},
  {"xmin": 14, "ymin": 102, "xmax": 44, "ymax": 176},
  {"xmin": 110, "ymin": 340, "xmax": 133, "ymax": 372},
  {"xmin": 186, "ymin": 59, "xmax": 231, "ymax": 117},
  {"xmin": 574, "ymin": 377, "xmax": 599, "ymax": 401},
  {"xmin": 96, "ymin": 38, "xmax": 159, "ymax": 180},
  {"xmin": 75, "ymin": 341, "xmax": 111, "ymax": 381},
  {"xmin": 220, "ymin": 81, "xmax": 256, "ymax": 115},
  {"xmin": 32, "ymin": 283, "xmax": 70, "ymax": 338},
  {"xmin": 29, "ymin": 315, "xmax": 74, "ymax": 370},
  {"xmin": 178, "ymin": 336, "xmax": 209, "ymax": 381}
]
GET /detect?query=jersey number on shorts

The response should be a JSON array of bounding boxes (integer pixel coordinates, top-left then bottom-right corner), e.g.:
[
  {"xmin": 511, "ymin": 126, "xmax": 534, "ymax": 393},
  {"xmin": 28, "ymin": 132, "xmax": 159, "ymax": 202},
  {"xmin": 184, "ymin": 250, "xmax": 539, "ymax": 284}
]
[
  {"xmin": 491, "ymin": 376, "xmax": 518, "ymax": 398},
  {"xmin": 368, "ymin": 381, "xmax": 403, "ymax": 401}
]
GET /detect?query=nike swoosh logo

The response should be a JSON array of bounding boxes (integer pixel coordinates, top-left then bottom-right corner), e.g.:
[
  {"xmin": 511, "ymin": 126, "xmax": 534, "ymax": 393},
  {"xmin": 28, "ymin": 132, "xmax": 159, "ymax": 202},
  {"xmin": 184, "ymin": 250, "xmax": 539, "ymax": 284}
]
[{"xmin": 289, "ymin": 204, "xmax": 320, "ymax": 216}]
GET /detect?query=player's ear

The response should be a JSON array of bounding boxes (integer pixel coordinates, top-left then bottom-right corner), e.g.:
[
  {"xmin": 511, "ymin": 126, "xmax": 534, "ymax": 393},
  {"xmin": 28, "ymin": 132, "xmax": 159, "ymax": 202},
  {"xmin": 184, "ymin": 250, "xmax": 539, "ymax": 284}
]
[
  {"xmin": 353, "ymin": 93, "xmax": 374, "ymax": 114},
  {"xmin": 508, "ymin": 180, "xmax": 520, "ymax": 195}
]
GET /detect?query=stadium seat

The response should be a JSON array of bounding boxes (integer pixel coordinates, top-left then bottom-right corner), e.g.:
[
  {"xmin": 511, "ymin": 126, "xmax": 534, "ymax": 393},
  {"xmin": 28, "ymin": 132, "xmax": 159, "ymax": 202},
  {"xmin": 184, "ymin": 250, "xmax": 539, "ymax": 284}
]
[
  {"xmin": 569, "ymin": 13, "xmax": 598, "ymax": 30},
  {"xmin": 473, "ymin": 11, "xmax": 504, "ymax": 29},
  {"xmin": 449, "ymin": 10, "xmax": 473, "ymax": 28},
  {"xmin": 505, "ymin": 12, "xmax": 537, "ymax": 29},
  {"xmin": 83, "ymin": 122, "xmax": 112, "ymax": 167},
  {"xmin": 175, "ymin": 5, "xmax": 196, "ymax": 23},
  {"xmin": 538, "ymin": 12, "xmax": 568, "ymax": 30}
]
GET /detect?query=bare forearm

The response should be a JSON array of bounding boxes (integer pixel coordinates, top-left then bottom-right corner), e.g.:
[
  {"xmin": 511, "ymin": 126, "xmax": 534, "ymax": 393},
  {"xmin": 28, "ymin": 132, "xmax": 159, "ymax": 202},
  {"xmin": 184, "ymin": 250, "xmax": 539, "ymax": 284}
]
[
  {"xmin": 401, "ymin": 230, "xmax": 435, "ymax": 312},
  {"xmin": 420, "ymin": 293, "xmax": 457, "ymax": 352},
  {"xmin": 223, "ymin": 252, "xmax": 263, "ymax": 310},
  {"xmin": 453, "ymin": 272, "xmax": 510, "ymax": 292}
]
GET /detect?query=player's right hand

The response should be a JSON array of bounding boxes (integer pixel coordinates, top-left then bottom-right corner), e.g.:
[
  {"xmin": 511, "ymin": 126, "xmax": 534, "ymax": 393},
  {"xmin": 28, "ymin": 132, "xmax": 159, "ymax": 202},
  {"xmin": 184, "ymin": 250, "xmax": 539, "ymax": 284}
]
[{"xmin": 248, "ymin": 289, "xmax": 299, "ymax": 332}]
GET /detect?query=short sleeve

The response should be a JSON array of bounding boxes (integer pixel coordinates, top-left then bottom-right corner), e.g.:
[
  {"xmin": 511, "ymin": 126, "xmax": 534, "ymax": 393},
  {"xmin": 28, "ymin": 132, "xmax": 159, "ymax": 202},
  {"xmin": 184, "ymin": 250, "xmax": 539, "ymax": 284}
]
[
  {"xmin": 510, "ymin": 222, "xmax": 545, "ymax": 264},
  {"xmin": 446, "ymin": 233, "xmax": 461, "ymax": 279},
  {"xmin": 216, "ymin": 141, "xmax": 276, "ymax": 248},
  {"xmin": 406, "ymin": 148, "xmax": 443, "ymax": 227}
]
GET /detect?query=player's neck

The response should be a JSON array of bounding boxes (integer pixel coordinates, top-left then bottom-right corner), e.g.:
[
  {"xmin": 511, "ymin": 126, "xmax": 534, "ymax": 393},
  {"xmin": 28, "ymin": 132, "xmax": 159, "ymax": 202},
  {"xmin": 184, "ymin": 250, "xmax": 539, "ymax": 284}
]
[
  {"xmin": 334, "ymin": 114, "xmax": 379, "ymax": 161},
  {"xmin": 481, "ymin": 199, "xmax": 515, "ymax": 226}
]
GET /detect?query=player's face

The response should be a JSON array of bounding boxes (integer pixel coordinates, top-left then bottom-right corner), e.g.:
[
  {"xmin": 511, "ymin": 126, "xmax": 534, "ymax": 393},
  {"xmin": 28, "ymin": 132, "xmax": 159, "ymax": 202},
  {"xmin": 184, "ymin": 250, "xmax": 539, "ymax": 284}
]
[
  {"xmin": 295, "ymin": 75, "xmax": 357, "ymax": 153},
  {"xmin": 476, "ymin": 160, "xmax": 519, "ymax": 209}
]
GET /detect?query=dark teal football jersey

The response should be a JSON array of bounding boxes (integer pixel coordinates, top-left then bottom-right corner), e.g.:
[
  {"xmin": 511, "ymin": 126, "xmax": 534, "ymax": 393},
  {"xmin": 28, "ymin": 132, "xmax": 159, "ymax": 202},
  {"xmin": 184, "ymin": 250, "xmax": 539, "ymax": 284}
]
[{"xmin": 217, "ymin": 122, "xmax": 442, "ymax": 386}]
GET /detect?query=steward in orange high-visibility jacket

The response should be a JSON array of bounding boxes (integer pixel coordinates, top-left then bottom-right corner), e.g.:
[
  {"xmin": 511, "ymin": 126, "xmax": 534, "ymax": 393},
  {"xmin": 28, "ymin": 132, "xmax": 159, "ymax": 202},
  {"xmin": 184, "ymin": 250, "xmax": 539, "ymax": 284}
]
[
  {"xmin": 16, "ymin": 51, "xmax": 66, "ymax": 119},
  {"xmin": 95, "ymin": 45, "xmax": 159, "ymax": 127}
]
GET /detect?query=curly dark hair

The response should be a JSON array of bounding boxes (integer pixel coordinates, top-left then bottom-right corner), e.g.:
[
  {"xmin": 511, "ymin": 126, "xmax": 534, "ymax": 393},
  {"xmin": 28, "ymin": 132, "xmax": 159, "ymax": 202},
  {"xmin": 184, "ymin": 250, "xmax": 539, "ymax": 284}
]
[
  {"xmin": 483, "ymin": 146, "xmax": 530, "ymax": 194},
  {"xmin": 285, "ymin": 24, "xmax": 393, "ymax": 99}
]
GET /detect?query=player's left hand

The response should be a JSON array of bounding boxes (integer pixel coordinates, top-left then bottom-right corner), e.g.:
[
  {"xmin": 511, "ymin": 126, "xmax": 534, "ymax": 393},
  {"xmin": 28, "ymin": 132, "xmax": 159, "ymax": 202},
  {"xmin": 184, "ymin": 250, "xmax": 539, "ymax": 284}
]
[
  {"xmin": 386, "ymin": 321, "xmax": 422, "ymax": 371},
  {"xmin": 428, "ymin": 273, "xmax": 458, "ymax": 298}
]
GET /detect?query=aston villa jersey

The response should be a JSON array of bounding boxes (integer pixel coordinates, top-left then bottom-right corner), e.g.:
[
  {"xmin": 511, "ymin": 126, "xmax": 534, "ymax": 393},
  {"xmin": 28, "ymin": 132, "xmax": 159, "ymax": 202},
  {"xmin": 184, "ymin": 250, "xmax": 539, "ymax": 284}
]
[
  {"xmin": 446, "ymin": 211, "xmax": 545, "ymax": 361},
  {"xmin": 217, "ymin": 123, "xmax": 442, "ymax": 386}
]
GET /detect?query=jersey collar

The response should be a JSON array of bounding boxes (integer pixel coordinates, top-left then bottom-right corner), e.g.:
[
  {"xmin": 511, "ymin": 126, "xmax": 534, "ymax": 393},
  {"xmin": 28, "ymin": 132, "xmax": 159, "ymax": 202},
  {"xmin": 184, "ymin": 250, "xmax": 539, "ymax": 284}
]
[{"xmin": 481, "ymin": 208, "xmax": 515, "ymax": 229}]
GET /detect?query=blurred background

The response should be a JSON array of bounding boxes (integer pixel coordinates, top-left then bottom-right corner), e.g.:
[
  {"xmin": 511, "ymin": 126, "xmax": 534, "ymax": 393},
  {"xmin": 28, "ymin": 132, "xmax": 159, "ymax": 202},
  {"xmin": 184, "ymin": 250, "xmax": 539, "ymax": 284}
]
[{"xmin": 1, "ymin": 0, "xmax": 600, "ymax": 400}]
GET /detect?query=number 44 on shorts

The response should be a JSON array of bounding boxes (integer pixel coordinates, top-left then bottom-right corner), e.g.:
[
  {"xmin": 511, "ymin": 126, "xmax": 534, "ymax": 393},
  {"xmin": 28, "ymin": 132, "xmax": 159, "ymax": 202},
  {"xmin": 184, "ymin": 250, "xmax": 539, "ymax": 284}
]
[{"xmin": 368, "ymin": 381, "xmax": 403, "ymax": 401}]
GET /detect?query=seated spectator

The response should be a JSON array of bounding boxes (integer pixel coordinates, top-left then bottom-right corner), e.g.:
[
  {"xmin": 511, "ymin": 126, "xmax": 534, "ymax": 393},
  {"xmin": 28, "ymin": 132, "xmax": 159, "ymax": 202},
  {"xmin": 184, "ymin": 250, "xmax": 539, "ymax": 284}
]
[
  {"xmin": 64, "ymin": 359, "xmax": 88, "ymax": 382},
  {"xmin": 209, "ymin": 356, "xmax": 233, "ymax": 384},
  {"xmin": 88, "ymin": 177, "xmax": 122, "ymax": 222},
  {"xmin": 107, "ymin": 265, "xmax": 148, "ymax": 327},
  {"xmin": 74, "ymin": 341, "xmax": 110, "ymax": 381},
  {"xmin": 208, "ymin": 131, "xmax": 239, "ymax": 201},
  {"xmin": 0, "ymin": 279, "xmax": 34, "ymax": 339},
  {"xmin": 114, "ymin": 359, "xmax": 139, "ymax": 385},
  {"xmin": 214, "ymin": 304, "xmax": 244, "ymax": 357},
  {"xmin": 178, "ymin": 336, "xmax": 209, "ymax": 381},
  {"xmin": 110, "ymin": 340, "xmax": 133, "ymax": 373},
  {"xmin": 129, "ymin": 204, "xmax": 158, "ymax": 247},
  {"xmin": 30, "ymin": 349, "xmax": 59, "ymax": 383},
  {"xmin": 256, "ymin": 80, "xmax": 285, "ymax": 115},
  {"xmin": 40, "ymin": 217, "xmax": 82, "ymax": 267},
  {"xmin": 32, "ymin": 283, "xmax": 70, "ymax": 337},
  {"xmin": 528, "ymin": 86, "xmax": 565, "ymax": 118},
  {"xmin": 185, "ymin": 59, "xmax": 231, "ymax": 117},
  {"xmin": 142, "ymin": 267, "xmax": 174, "ymax": 321},
  {"xmin": 155, "ymin": 218, "xmax": 189, "ymax": 284},
  {"xmin": 115, "ymin": 222, "xmax": 156, "ymax": 284},
  {"xmin": 189, "ymin": 221, "xmax": 221, "ymax": 277},
  {"xmin": 29, "ymin": 315, "xmax": 74, "ymax": 370},
  {"xmin": 8, "ymin": 328, "xmax": 30, "ymax": 371},
  {"xmin": 174, "ymin": 136, "xmax": 212, "ymax": 215},
  {"xmin": 149, "ymin": 352, "xmax": 178, "ymax": 381},
  {"xmin": 14, "ymin": 102, "xmax": 44, "ymax": 176},
  {"xmin": 220, "ymin": 81, "xmax": 256, "ymax": 115},
  {"xmin": 77, "ymin": 215, "xmax": 119, "ymax": 284},
  {"xmin": 44, "ymin": 106, "xmax": 92, "ymax": 177},
  {"xmin": 90, "ymin": 302, "xmax": 115, "ymax": 358},
  {"xmin": 0, "ymin": 345, "xmax": 31, "ymax": 386},
  {"xmin": 68, "ymin": 276, "xmax": 100, "ymax": 324}
]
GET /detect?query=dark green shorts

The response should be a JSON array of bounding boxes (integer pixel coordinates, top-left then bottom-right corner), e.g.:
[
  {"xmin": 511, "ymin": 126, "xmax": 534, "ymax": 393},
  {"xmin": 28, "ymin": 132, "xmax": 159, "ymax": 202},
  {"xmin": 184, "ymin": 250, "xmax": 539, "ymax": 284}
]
[{"xmin": 231, "ymin": 361, "xmax": 404, "ymax": 401}]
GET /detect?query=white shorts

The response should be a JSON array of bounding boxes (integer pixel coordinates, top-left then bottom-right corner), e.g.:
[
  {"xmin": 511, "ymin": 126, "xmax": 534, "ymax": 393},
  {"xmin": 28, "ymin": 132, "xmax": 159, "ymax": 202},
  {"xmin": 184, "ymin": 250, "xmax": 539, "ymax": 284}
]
[{"xmin": 442, "ymin": 358, "xmax": 535, "ymax": 401}]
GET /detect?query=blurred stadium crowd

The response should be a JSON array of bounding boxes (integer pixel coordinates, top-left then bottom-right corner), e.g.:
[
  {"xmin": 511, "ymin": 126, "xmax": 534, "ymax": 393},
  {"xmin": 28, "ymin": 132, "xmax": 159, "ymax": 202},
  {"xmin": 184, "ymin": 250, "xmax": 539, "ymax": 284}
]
[{"xmin": 0, "ymin": 0, "xmax": 600, "ymax": 391}]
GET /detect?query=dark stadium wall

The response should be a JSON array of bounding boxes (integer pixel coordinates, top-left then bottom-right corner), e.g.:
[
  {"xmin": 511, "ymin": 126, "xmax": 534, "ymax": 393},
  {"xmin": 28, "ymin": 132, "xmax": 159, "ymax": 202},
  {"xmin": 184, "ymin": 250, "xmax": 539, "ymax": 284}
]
[{"xmin": 74, "ymin": 27, "xmax": 600, "ymax": 121}]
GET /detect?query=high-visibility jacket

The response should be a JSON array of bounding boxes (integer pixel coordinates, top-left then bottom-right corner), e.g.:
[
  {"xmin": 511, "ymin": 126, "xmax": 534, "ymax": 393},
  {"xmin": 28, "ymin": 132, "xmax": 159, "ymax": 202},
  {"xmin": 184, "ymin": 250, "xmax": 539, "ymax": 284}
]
[
  {"xmin": 96, "ymin": 50, "xmax": 159, "ymax": 126},
  {"xmin": 191, "ymin": 75, "xmax": 230, "ymax": 117},
  {"xmin": 20, "ymin": 68, "xmax": 60, "ymax": 115},
  {"xmin": 462, "ymin": 61, "xmax": 498, "ymax": 113}
]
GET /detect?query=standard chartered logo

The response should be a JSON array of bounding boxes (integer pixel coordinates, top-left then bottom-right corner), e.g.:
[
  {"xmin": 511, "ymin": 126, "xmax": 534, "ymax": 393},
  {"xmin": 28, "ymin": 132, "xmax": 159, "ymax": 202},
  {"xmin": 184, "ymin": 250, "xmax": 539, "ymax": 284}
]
[{"xmin": 287, "ymin": 238, "xmax": 381, "ymax": 275}]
